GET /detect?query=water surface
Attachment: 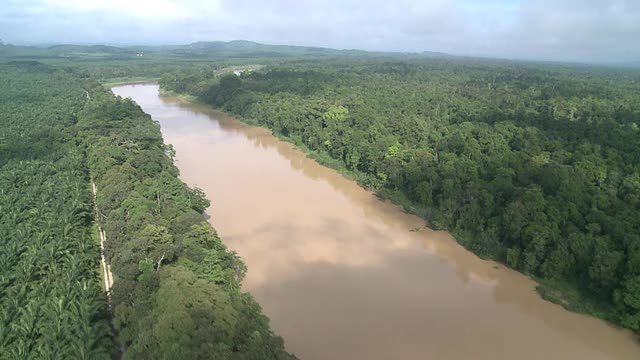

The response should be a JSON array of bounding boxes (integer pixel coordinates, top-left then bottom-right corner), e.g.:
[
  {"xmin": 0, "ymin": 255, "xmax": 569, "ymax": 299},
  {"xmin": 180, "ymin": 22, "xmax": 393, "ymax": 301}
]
[{"xmin": 113, "ymin": 84, "xmax": 640, "ymax": 360}]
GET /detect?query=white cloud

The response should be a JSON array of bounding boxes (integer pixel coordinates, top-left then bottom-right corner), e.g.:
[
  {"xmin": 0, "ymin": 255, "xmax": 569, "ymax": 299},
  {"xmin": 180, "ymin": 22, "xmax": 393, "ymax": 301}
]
[
  {"xmin": 43, "ymin": 0, "xmax": 222, "ymax": 21},
  {"xmin": 1, "ymin": 0, "xmax": 639, "ymax": 62}
]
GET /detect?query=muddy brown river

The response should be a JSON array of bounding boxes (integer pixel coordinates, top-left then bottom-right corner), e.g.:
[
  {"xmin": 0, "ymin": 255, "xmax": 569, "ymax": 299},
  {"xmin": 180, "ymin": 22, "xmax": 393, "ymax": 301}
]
[{"xmin": 112, "ymin": 84, "xmax": 640, "ymax": 360}]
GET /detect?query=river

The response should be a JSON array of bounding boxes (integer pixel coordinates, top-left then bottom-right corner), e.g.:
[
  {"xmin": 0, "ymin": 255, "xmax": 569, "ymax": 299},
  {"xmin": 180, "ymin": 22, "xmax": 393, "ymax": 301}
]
[{"xmin": 112, "ymin": 84, "xmax": 640, "ymax": 360}]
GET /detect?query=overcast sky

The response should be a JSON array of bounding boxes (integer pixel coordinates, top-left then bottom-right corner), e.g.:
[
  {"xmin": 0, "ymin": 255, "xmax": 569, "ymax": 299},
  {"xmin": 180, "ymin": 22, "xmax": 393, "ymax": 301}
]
[{"xmin": 1, "ymin": 0, "xmax": 639, "ymax": 63}]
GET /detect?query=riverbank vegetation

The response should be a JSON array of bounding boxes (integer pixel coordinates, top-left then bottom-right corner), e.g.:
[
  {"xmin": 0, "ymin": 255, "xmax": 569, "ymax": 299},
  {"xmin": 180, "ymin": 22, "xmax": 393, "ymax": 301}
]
[
  {"xmin": 161, "ymin": 59, "xmax": 640, "ymax": 333},
  {"xmin": 80, "ymin": 81, "xmax": 294, "ymax": 359},
  {"xmin": 0, "ymin": 61, "xmax": 294, "ymax": 358}
]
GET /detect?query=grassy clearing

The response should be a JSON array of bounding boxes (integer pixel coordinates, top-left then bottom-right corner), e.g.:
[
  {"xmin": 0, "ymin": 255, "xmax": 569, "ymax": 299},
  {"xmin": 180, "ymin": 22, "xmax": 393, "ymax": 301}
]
[
  {"xmin": 214, "ymin": 64, "xmax": 265, "ymax": 76},
  {"xmin": 158, "ymin": 87, "xmax": 200, "ymax": 103}
]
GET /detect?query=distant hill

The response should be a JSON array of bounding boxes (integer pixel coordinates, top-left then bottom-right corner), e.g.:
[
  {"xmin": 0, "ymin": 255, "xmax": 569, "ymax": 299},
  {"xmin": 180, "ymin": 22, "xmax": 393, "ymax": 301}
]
[
  {"xmin": 187, "ymin": 40, "xmax": 265, "ymax": 51},
  {"xmin": 421, "ymin": 50, "xmax": 452, "ymax": 58},
  {"xmin": 169, "ymin": 40, "xmax": 377, "ymax": 59},
  {"xmin": 626, "ymin": 61, "xmax": 640, "ymax": 68},
  {"xmin": 3, "ymin": 40, "xmax": 637, "ymax": 68},
  {"xmin": 1, "ymin": 39, "xmax": 455, "ymax": 63},
  {"xmin": 157, "ymin": 40, "xmax": 459, "ymax": 61},
  {"xmin": 48, "ymin": 44, "xmax": 136, "ymax": 57}
]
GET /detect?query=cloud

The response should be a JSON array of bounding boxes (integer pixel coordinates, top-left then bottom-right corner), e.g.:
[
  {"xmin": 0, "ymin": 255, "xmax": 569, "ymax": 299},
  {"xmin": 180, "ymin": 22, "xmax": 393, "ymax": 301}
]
[
  {"xmin": 1, "ymin": 0, "xmax": 639, "ymax": 63},
  {"xmin": 42, "ymin": 0, "xmax": 224, "ymax": 21},
  {"xmin": 493, "ymin": 0, "xmax": 640, "ymax": 61}
]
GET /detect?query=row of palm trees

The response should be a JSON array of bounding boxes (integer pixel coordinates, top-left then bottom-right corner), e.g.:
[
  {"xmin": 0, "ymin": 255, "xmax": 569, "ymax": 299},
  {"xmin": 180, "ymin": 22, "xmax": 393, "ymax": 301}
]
[{"xmin": 0, "ymin": 66, "xmax": 112, "ymax": 358}]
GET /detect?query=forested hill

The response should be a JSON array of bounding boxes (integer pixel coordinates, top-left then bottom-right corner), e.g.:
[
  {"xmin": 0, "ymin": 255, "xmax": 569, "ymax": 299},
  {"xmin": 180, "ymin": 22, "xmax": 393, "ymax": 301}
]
[
  {"xmin": 0, "ymin": 62, "xmax": 295, "ymax": 358},
  {"xmin": 161, "ymin": 59, "xmax": 640, "ymax": 333},
  {"xmin": 0, "ymin": 40, "xmax": 450, "ymax": 65}
]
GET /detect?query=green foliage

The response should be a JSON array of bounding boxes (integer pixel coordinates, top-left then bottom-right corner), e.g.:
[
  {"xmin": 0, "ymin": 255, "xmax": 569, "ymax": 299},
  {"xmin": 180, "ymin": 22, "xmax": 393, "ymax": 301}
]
[
  {"xmin": 0, "ymin": 64, "xmax": 112, "ymax": 358},
  {"xmin": 80, "ymin": 82, "xmax": 295, "ymax": 358},
  {"xmin": 165, "ymin": 58, "xmax": 640, "ymax": 333},
  {"xmin": 0, "ymin": 61, "xmax": 293, "ymax": 358},
  {"xmin": 617, "ymin": 276, "xmax": 640, "ymax": 331}
]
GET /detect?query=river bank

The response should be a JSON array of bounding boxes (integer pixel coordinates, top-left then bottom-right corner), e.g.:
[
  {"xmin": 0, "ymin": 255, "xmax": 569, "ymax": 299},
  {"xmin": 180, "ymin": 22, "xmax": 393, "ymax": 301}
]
[
  {"xmin": 113, "ymin": 83, "xmax": 640, "ymax": 360},
  {"xmin": 154, "ymin": 81, "xmax": 625, "ymax": 328}
]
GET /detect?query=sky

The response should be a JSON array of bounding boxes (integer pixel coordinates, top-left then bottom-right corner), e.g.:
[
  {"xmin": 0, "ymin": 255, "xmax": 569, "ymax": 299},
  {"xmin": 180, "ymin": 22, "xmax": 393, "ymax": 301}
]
[{"xmin": 1, "ymin": 0, "xmax": 639, "ymax": 63}]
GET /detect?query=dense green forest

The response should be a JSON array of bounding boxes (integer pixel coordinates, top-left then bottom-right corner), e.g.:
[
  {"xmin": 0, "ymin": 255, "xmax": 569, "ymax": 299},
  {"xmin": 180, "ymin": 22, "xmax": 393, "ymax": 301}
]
[
  {"xmin": 161, "ymin": 59, "xmax": 640, "ymax": 333},
  {"xmin": 2, "ymin": 40, "xmax": 640, "ymax": 357},
  {"xmin": 0, "ymin": 63, "xmax": 113, "ymax": 358},
  {"xmin": 79, "ymin": 80, "xmax": 293, "ymax": 360},
  {"xmin": 0, "ymin": 62, "xmax": 294, "ymax": 358}
]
